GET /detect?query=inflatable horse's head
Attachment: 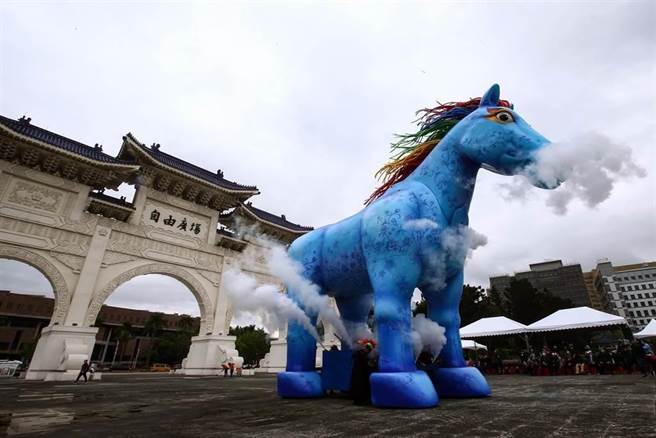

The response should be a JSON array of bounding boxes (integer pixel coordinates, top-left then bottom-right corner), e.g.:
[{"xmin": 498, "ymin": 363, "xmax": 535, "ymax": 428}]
[{"xmin": 454, "ymin": 84, "xmax": 559, "ymax": 189}]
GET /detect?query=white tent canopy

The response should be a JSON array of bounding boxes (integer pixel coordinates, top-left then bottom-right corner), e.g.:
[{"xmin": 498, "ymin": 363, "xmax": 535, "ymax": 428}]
[
  {"xmin": 527, "ymin": 306, "xmax": 627, "ymax": 333},
  {"xmin": 460, "ymin": 316, "xmax": 528, "ymax": 338},
  {"xmin": 461, "ymin": 340, "xmax": 487, "ymax": 350},
  {"xmin": 634, "ymin": 319, "xmax": 656, "ymax": 339}
]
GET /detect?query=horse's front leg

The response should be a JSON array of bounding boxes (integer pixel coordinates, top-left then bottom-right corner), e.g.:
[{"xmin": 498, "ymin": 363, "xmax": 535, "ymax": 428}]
[
  {"xmin": 422, "ymin": 270, "xmax": 491, "ymax": 398},
  {"xmin": 367, "ymin": 254, "xmax": 438, "ymax": 408}
]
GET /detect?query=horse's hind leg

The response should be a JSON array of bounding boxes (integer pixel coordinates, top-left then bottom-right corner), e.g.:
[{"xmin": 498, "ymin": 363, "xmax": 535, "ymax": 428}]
[
  {"xmin": 421, "ymin": 270, "xmax": 491, "ymax": 398},
  {"xmin": 277, "ymin": 237, "xmax": 324, "ymax": 398},
  {"xmin": 277, "ymin": 287, "xmax": 323, "ymax": 398}
]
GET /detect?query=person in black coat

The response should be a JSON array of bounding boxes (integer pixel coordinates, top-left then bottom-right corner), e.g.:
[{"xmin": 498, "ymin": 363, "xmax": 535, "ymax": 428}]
[
  {"xmin": 350, "ymin": 341, "xmax": 376, "ymax": 405},
  {"xmin": 75, "ymin": 360, "xmax": 90, "ymax": 383}
]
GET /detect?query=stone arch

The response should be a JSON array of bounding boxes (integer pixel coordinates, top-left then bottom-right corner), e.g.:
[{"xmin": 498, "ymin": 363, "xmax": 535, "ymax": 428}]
[
  {"xmin": 85, "ymin": 263, "xmax": 214, "ymax": 335},
  {"xmin": 0, "ymin": 243, "xmax": 71, "ymax": 325}
]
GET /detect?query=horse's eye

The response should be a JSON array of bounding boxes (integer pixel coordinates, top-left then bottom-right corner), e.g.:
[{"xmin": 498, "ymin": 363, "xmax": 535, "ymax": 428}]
[{"xmin": 495, "ymin": 111, "xmax": 514, "ymax": 123}]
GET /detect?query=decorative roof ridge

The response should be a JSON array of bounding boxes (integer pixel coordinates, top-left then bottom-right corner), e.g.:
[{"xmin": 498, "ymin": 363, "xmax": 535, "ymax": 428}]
[
  {"xmin": 122, "ymin": 133, "xmax": 259, "ymax": 194},
  {"xmin": 222, "ymin": 202, "xmax": 314, "ymax": 233},
  {"xmin": 0, "ymin": 114, "xmax": 139, "ymax": 168},
  {"xmin": 88, "ymin": 191, "xmax": 135, "ymax": 209}
]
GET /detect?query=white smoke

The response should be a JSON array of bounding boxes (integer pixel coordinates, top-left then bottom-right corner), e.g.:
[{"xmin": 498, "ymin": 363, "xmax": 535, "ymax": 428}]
[
  {"xmin": 403, "ymin": 218, "xmax": 440, "ymax": 231},
  {"xmin": 220, "ymin": 224, "xmax": 353, "ymax": 346},
  {"xmin": 423, "ymin": 225, "xmax": 488, "ymax": 290},
  {"xmin": 500, "ymin": 132, "xmax": 646, "ymax": 214},
  {"xmin": 267, "ymin": 245, "xmax": 352, "ymax": 346},
  {"xmin": 223, "ymin": 269, "xmax": 320, "ymax": 340},
  {"xmin": 411, "ymin": 313, "xmax": 446, "ymax": 357}
]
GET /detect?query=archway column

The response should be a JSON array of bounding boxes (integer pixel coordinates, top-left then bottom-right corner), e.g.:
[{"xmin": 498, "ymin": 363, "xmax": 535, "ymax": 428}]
[
  {"xmin": 25, "ymin": 224, "xmax": 112, "ymax": 381},
  {"xmin": 179, "ymin": 334, "xmax": 241, "ymax": 376},
  {"xmin": 25, "ymin": 325, "xmax": 99, "ymax": 381},
  {"xmin": 180, "ymin": 264, "xmax": 241, "ymax": 375},
  {"xmin": 64, "ymin": 225, "xmax": 112, "ymax": 326}
]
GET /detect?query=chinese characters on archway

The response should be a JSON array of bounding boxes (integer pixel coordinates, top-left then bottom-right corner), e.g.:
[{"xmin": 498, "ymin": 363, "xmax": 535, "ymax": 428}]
[{"xmin": 149, "ymin": 209, "xmax": 202, "ymax": 235}]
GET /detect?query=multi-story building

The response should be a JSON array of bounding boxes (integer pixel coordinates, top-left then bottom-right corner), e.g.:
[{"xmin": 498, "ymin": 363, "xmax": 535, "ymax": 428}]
[
  {"xmin": 0, "ymin": 290, "xmax": 199, "ymax": 367},
  {"xmin": 582, "ymin": 271, "xmax": 604, "ymax": 310},
  {"xmin": 593, "ymin": 261, "xmax": 656, "ymax": 331},
  {"xmin": 489, "ymin": 260, "xmax": 591, "ymax": 307}
]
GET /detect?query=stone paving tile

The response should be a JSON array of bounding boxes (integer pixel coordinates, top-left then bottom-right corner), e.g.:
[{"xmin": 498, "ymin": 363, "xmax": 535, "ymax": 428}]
[{"xmin": 0, "ymin": 374, "xmax": 654, "ymax": 437}]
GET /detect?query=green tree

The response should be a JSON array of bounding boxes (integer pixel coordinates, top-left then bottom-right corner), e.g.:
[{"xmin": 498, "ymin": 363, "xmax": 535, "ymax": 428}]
[
  {"xmin": 152, "ymin": 332, "xmax": 192, "ymax": 366},
  {"xmin": 150, "ymin": 315, "xmax": 198, "ymax": 366},
  {"xmin": 502, "ymin": 279, "xmax": 574, "ymax": 324},
  {"xmin": 115, "ymin": 322, "xmax": 133, "ymax": 365},
  {"xmin": 144, "ymin": 313, "xmax": 165, "ymax": 338},
  {"xmin": 176, "ymin": 314, "xmax": 198, "ymax": 336},
  {"xmin": 459, "ymin": 284, "xmax": 502, "ymax": 326},
  {"xmin": 144, "ymin": 313, "xmax": 165, "ymax": 367},
  {"xmin": 229, "ymin": 325, "xmax": 270, "ymax": 367},
  {"xmin": 412, "ymin": 284, "xmax": 502, "ymax": 326}
]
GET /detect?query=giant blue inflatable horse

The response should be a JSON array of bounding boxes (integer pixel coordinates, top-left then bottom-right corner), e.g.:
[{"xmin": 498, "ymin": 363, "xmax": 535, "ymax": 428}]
[{"xmin": 278, "ymin": 84, "xmax": 555, "ymax": 408}]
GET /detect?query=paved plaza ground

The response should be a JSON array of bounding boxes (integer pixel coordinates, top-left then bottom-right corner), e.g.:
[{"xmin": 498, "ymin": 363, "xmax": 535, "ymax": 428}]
[{"xmin": 0, "ymin": 373, "xmax": 654, "ymax": 437}]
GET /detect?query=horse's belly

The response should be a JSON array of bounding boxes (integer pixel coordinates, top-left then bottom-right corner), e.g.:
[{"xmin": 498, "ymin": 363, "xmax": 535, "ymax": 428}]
[{"xmin": 319, "ymin": 214, "xmax": 371, "ymax": 296}]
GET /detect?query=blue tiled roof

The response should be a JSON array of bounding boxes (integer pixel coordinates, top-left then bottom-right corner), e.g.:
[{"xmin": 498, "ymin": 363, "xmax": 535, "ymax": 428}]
[
  {"xmin": 123, "ymin": 134, "xmax": 259, "ymax": 193},
  {"xmin": 222, "ymin": 203, "xmax": 313, "ymax": 233},
  {"xmin": 0, "ymin": 115, "xmax": 136, "ymax": 166}
]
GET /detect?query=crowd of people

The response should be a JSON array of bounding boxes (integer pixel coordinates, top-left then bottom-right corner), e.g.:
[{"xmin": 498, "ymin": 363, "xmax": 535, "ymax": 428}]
[{"xmin": 468, "ymin": 339, "xmax": 655, "ymax": 377}]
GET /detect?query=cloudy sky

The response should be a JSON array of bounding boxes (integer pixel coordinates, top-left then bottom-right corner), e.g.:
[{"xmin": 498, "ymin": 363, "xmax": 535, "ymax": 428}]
[{"xmin": 1, "ymin": 1, "xmax": 654, "ymax": 321}]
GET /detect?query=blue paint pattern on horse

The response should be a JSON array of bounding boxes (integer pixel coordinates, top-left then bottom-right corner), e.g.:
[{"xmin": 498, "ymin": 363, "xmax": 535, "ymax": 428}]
[{"xmin": 278, "ymin": 84, "xmax": 553, "ymax": 408}]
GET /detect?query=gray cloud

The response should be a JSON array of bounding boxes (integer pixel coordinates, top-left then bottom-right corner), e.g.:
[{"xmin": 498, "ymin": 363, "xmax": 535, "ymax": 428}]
[
  {"xmin": 1, "ymin": 2, "xmax": 654, "ymax": 317},
  {"xmin": 0, "ymin": 260, "xmax": 53, "ymax": 297}
]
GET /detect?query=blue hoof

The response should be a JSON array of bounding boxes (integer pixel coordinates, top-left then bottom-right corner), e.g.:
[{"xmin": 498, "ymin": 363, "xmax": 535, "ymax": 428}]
[
  {"xmin": 277, "ymin": 371, "xmax": 323, "ymax": 398},
  {"xmin": 429, "ymin": 367, "xmax": 491, "ymax": 398},
  {"xmin": 370, "ymin": 371, "xmax": 438, "ymax": 408}
]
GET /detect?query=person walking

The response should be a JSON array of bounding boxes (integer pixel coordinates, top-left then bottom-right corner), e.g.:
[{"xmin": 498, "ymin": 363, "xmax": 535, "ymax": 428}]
[
  {"xmin": 640, "ymin": 340, "xmax": 655, "ymax": 377},
  {"xmin": 574, "ymin": 350, "xmax": 585, "ymax": 375},
  {"xmin": 228, "ymin": 358, "xmax": 235, "ymax": 377},
  {"xmin": 584, "ymin": 345, "xmax": 595, "ymax": 375},
  {"xmin": 75, "ymin": 360, "xmax": 91, "ymax": 383},
  {"xmin": 632, "ymin": 340, "xmax": 648, "ymax": 376}
]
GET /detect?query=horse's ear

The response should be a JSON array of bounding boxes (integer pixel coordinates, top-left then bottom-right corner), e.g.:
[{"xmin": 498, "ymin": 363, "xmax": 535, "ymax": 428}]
[{"xmin": 479, "ymin": 84, "xmax": 500, "ymax": 107}]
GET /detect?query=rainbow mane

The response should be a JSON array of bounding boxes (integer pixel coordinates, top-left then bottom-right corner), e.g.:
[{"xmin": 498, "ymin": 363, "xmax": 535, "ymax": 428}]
[{"xmin": 365, "ymin": 97, "xmax": 512, "ymax": 205}]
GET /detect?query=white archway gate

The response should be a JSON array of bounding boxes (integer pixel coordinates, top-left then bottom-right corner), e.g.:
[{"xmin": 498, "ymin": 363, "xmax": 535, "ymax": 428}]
[{"xmin": 0, "ymin": 116, "xmax": 313, "ymax": 380}]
